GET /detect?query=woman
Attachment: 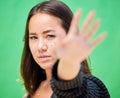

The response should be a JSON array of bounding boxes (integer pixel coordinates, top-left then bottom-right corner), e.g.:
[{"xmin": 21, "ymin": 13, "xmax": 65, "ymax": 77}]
[{"xmin": 20, "ymin": 0, "xmax": 110, "ymax": 98}]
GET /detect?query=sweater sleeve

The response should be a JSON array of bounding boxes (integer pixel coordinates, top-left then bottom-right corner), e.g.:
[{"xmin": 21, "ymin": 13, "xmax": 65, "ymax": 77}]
[
  {"xmin": 50, "ymin": 60, "xmax": 110, "ymax": 98},
  {"xmin": 50, "ymin": 60, "xmax": 83, "ymax": 98},
  {"xmin": 83, "ymin": 74, "xmax": 110, "ymax": 98}
]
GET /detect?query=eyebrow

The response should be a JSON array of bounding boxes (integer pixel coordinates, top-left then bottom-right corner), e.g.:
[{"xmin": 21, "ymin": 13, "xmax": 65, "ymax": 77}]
[
  {"xmin": 29, "ymin": 32, "xmax": 36, "ymax": 35},
  {"xmin": 43, "ymin": 30, "xmax": 55, "ymax": 34},
  {"xmin": 29, "ymin": 30, "xmax": 55, "ymax": 35}
]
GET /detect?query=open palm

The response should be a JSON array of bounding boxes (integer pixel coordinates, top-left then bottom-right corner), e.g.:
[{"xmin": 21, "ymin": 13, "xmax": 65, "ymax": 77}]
[{"xmin": 57, "ymin": 9, "xmax": 106, "ymax": 64}]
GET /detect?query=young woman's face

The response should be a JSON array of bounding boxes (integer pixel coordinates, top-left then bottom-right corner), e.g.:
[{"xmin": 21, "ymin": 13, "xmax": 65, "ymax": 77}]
[{"xmin": 29, "ymin": 13, "xmax": 66, "ymax": 70}]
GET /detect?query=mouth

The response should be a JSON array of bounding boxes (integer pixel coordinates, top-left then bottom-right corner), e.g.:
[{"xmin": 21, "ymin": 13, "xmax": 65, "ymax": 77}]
[{"xmin": 38, "ymin": 55, "xmax": 51, "ymax": 62}]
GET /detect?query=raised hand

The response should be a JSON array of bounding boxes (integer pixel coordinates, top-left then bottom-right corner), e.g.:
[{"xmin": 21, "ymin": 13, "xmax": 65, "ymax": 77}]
[
  {"xmin": 57, "ymin": 9, "xmax": 106, "ymax": 65},
  {"xmin": 57, "ymin": 9, "xmax": 106, "ymax": 80}
]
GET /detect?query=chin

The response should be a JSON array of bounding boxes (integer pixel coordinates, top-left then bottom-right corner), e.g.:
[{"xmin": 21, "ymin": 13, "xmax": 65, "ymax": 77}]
[{"xmin": 39, "ymin": 62, "xmax": 54, "ymax": 70}]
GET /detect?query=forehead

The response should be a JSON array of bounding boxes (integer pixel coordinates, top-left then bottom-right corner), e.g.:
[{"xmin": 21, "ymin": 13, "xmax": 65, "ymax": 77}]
[
  {"xmin": 28, "ymin": 12, "xmax": 62, "ymax": 31},
  {"xmin": 28, "ymin": 12, "xmax": 66, "ymax": 37}
]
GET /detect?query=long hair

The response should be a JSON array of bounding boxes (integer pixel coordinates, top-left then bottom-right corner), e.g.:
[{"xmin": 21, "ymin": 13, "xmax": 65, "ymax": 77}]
[{"xmin": 20, "ymin": 0, "xmax": 91, "ymax": 96}]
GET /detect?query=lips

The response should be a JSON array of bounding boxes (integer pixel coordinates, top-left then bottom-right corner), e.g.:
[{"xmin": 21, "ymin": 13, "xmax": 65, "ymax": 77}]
[
  {"xmin": 38, "ymin": 55, "xmax": 51, "ymax": 62},
  {"xmin": 39, "ymin": 55, "xmax": 51, "ymax": 58}
]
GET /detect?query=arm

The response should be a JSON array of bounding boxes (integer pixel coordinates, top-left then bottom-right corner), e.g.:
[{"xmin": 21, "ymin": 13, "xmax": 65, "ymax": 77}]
[
  {"xmin": 51, "ymin": 62, "xmax": 110, "ymax": 98},
  {"xmin": 56, "ymin": 9, "xmax": 106, "ymax": 80},
  {"xmin": 50, "ymin": 9, "xmax": 108, "ymax": 98},
  {"xmin": 50, "ymin": 60, "xmax": 83, "ymax": 98}
]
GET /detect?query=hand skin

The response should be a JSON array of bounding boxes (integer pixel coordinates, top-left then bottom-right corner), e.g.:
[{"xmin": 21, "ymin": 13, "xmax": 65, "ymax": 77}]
[{"xmin": 57, "ymin": 9, "xmax": 106, "ymax": 80}]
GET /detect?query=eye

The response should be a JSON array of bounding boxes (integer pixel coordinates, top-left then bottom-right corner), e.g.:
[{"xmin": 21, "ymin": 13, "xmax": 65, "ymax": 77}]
[
  {"xmin": 47, "ymin": 34, "xmax": 56, "ymax": 39},
  {"xmin": 29, "ymin": 36, "xmax": 38, "ymax": 40}
]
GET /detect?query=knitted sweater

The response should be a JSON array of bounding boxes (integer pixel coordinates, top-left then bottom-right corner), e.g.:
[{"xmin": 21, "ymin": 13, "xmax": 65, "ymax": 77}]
[
  {"xmin": 25, "ymin": 61, "xmax": 110, "ymax": 98},
  {"xmin": 50, "ymin": 61, "xmax": 110, "ymax": 98}
]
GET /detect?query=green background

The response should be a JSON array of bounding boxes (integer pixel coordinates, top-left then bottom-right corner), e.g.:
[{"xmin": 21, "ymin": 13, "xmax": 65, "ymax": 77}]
[{"xmin": 0, "ymin": 0, "xmax": 120, "ymax": 97}]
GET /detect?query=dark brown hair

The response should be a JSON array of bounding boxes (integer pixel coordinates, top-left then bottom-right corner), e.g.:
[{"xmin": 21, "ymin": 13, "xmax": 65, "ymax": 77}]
[{"xmin": 20, "ymin": 0, "xmax": 91, "ymax": 96}]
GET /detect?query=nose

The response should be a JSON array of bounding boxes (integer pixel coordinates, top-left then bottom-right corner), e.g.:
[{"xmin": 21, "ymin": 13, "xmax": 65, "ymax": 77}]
[{"xmin": 38, "ymin": 38, "xmax": 47, "ymax": 52}]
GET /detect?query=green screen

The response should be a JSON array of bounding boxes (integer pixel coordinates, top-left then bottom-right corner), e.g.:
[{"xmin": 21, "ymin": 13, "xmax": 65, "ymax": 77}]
[{"xmin": 0, "ymin": 0, "xmax": 120, "ymax": 98}]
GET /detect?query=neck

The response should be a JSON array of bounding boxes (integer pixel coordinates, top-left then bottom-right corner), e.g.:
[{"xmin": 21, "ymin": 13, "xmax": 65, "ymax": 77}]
[
  {"xmin": 33, "ymin": 69, "xmax": 53, "ymax": 97},
  {"xmin": 45, "ymin": 69, "xmax": 52, "ymax": 83}
]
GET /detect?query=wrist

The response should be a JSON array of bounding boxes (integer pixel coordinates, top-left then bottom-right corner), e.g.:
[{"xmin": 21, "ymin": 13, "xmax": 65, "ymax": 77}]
[{"xmin": 57, "ymin": 58, "xmax": 81, "ymax": 80}]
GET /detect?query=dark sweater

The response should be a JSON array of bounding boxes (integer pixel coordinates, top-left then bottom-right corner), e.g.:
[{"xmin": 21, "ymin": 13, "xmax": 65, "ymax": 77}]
[
  {"xmin": 50, "ymin": 71, "xmax": 110, "ymax": 98},
  {"xmin": 50, "ymin": 61, "xmax": 110, "ymax": 98},
  {"xmin": 26, "ymin": 61, "xmax": 110, "ymax": 98}
]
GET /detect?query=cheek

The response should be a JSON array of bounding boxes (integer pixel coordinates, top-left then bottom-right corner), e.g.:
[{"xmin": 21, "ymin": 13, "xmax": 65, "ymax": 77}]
[
  {"xmin": 29, "ymin": 43, "xmax": 36, "ymax": 56},
  {"xmin": 48, "ymin": 41, "xmax": 58, "ymax": 59},
  {"xmin": 49, "ymin": 41, "xmax": 56, "ymax": 53}
]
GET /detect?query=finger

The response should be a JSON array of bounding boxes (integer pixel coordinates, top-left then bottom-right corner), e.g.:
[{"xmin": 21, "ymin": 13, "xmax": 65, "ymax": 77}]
[
  {"xmin": 80, "ymin": 10, "xmax": 96, "ymax": 35},
  {"xmin": 85, "ymin": 19, "xmax": 101, "ymax": 41},
  {"xmin": 68, "ymin": 9, "xmax": 82, "ymax": 35},
  {"xmin": 90, "ymin": 32, "xmax": 107, "ymax": 49}
]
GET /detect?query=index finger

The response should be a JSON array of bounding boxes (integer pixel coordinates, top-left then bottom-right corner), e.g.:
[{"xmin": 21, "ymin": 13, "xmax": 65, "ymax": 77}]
[{"xmin": 68, "ymin": 9, "xmax": 82, "ymax": 35}]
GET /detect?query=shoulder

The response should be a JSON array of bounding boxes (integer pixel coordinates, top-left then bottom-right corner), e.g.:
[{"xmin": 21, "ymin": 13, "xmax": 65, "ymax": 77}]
[
  {"xmin": 83, "ymin": 74, "xmax": 107, "ymax": 90},
  {"xmin": 81, "ymin": 73, "xmax": 110, "ymax": 98}
]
